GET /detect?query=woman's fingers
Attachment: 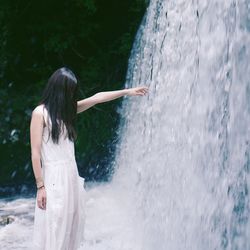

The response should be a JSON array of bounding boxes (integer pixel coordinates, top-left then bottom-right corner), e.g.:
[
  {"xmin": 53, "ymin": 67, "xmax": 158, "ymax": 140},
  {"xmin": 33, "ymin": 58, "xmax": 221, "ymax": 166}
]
[
  {"xmin": 137, "ymin": 88, "xmax": 148, "ymax": 95},
  {"xmin": 37, "ymin": 198, "xmax": 43, "ymax": 209},
  {"xmin": 42, "ymin": 195, "xmax": 46, "ymax": 209},
  {"xmin": 37, "ymin": 192, "xmax": 46, "ymax": 210},
  {"xmin": 138, "ymin": 91, "xmax": 145, "ymax": 96},
  {"xmin": 136, "ymin": 90, "xmax": 143, "ymax": 96},
  {"xmin": 139, "ymin": 87, "xmax": 148, "ymax": 95}
]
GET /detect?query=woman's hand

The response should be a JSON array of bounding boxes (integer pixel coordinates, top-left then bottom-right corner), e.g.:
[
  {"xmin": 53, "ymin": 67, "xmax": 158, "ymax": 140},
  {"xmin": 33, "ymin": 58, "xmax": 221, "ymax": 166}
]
[
  {"xmin": 127, "ymin": 86, "xmax": 149, "ymax": 96},
  {"xmin": 37, "ymin": 187, "xmax": 46, "ymax": 210}
]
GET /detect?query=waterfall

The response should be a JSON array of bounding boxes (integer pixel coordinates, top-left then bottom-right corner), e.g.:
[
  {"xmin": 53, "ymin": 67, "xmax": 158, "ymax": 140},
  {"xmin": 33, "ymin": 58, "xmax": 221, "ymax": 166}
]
[
  {"xmin": 112, "ymin": 0, "xmax": 250, "ymax": 249},
  {"xmin": 1, "ymin": 1, "xmax": 250, "ymax": 249}
]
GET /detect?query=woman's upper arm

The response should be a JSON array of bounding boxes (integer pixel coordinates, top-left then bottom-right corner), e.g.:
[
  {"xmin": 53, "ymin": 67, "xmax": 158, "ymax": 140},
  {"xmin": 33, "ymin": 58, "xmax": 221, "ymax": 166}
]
[
  {"xmin": 77, "ymin": 95, "xmax": 98, "ymax": 114},
  {"xmin": 30, "ymin": 107, "xmax": 44, "ymax": 158}
]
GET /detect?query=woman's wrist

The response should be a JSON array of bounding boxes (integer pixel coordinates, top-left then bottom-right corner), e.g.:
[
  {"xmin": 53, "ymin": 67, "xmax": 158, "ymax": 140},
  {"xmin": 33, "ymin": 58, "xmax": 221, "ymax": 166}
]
[
  {"xmin": 37, "ymin": 185, "xmax": 45, "ymax": 190},
  {"xmin": 124, "ymin": 88, "xmax": 131, "ymax": 96},
  {"xmin": 36, "ymin": 176, "xmax": 44, "ymax": 189},
  {"xmin": 37, "ymin": 182, "xmax": 44, "ymax": 189}
]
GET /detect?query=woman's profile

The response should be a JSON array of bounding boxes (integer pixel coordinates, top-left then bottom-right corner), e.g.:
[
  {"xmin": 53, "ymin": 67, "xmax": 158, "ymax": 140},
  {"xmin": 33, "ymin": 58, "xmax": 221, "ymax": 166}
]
[{"xmin": 30, "ymin": 67, "xmax": 148, "ymax": 249}]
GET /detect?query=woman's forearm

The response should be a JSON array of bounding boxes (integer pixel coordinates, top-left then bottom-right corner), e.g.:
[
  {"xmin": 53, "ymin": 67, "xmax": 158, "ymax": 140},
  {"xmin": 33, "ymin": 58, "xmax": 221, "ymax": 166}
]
[
  {"xmin": 31, "ymin": 153, "xmax": 43, "ymax": 181},
  {"xmin": 94, "ymin": 89, "xmax": 129, "ymax": 104}
]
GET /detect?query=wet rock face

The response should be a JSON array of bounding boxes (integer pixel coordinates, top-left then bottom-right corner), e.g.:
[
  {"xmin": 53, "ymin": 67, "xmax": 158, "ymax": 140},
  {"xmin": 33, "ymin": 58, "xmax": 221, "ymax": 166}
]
[{"xmin": 0, "ymin": 215, "xmax": 15, "ymax": 226}]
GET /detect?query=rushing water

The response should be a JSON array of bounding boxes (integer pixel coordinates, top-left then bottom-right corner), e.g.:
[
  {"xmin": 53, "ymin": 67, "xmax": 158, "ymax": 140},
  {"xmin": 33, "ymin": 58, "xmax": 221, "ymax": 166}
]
[
  {"xmin": 1, "ymin": 0, "xmax": 250, "ymax": 249},
  {"xmin": 112, "ymin": 0, "xmax": 250, "ymax": 249},
  {"xmin": 0, "ymin": 184, "xmax": 138, "ymax": 250}
]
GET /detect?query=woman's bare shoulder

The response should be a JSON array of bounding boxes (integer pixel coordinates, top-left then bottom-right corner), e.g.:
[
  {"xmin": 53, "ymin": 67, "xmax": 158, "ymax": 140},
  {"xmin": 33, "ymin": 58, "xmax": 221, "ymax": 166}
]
[{"xmin": 32, "ymin": 104, "xmax": 45, "ymax": 115}]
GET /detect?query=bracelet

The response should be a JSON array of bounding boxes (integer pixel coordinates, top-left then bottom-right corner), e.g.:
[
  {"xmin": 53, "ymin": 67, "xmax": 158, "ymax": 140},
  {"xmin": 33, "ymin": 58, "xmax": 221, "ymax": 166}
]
[
  {"xmin": 37, "ymin": 185, "xmax": 45, "ymax": 190},
  {"xmin": 36, "ymin": 181, "xmax": 44, "ymax": 187},
  {"xmin": 37, "ymin": 182, "xmax": 44, "ymax": 188},
  {"xmin": 36, "ymin": 177, "xmax": 44, "ymax": 189}
]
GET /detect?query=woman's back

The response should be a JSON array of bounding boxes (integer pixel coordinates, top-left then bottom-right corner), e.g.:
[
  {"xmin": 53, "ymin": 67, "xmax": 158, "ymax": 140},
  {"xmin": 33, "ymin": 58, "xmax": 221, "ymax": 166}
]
[{"xmin": 34, "ymin": 104, "xmax": 76, "ymax": 164}]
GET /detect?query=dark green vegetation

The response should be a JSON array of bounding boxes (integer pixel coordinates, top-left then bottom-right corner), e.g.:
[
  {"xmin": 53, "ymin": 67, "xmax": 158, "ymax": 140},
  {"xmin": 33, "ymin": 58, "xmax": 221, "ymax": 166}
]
[{"xmin": 0, "ymin": 0, "xmax": 147, "ymax": 190}]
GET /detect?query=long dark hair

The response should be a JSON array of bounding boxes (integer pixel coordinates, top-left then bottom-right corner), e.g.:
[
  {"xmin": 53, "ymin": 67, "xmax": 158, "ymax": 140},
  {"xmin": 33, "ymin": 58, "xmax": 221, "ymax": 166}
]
[{"xmin": 39, "ymin": 67, "xmax": 78, "ymax": 144}]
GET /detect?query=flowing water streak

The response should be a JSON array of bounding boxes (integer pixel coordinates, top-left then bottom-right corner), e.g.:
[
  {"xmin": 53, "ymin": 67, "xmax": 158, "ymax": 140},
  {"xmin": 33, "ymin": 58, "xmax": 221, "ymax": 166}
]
[{"xmin": 112, "ymin": 0, "xmax": 250, "ymax": 249}]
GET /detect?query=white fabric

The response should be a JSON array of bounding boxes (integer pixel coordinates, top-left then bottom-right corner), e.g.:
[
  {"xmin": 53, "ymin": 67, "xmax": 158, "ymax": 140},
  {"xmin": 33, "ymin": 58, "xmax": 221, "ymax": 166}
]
[{"xmin": 32, "ymin": 104, "xmax": 86, "ymax": 250}]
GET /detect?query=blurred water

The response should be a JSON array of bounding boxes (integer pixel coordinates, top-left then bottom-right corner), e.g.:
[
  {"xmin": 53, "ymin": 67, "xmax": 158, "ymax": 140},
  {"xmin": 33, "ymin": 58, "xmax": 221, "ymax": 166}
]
[
  {"xmin": 112, "ymin": 0, "xmax": 250, "ymax": 249},
  {"xmin": 0, "ymin": 197, "xmax": 34, "ymax": 249},
  {"xmin": 0, "ymin": 183, "xmax": 139, "ymax": 250},
  {"xmin": 1, "ymin": 0, "xmax": 250, "ymax": 249}
]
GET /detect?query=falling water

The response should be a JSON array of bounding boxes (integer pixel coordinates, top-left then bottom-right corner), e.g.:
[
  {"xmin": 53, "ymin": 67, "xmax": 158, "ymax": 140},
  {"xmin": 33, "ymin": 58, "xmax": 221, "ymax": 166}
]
[
  {"xmin": 1, "ymin": 0, "xmax": 250, "ymax": 249},
  {"xmin": 112, "ymin": 0, "xmax": 250, "ymax": 249}
]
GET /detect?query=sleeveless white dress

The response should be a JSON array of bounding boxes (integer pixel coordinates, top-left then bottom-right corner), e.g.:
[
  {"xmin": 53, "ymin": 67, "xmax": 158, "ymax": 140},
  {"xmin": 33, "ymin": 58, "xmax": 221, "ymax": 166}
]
[{"xmin": 32, "ymin": 104, "xmax": 86, "ymax": 250}]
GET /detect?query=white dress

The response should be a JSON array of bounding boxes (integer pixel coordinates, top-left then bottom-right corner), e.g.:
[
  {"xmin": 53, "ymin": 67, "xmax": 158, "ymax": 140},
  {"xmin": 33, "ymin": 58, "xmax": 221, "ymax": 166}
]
[{"xmin": 32, "ymin": 104, "xmax": 86, "ymax": 250}]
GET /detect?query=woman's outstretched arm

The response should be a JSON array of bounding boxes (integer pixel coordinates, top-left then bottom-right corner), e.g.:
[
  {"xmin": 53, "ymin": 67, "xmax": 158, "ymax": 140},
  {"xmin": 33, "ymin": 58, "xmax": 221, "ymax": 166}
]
[{"xmin": 77, "ymin": 86, "xmax": 148, "ymax": 114}]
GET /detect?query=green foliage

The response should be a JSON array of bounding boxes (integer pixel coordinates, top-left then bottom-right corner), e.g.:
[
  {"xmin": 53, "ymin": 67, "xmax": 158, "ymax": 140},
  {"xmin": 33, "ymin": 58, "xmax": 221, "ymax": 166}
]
[{"xmin": 0, "ymin": 0, "xmax": 147, "ymax": 188}]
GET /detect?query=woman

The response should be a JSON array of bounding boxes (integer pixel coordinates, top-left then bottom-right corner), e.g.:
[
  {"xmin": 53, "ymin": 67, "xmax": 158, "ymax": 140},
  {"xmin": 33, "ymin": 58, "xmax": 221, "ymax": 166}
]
[{"xmin": 30, "ymin": 67, "xmax": 148, "ymax": 250}]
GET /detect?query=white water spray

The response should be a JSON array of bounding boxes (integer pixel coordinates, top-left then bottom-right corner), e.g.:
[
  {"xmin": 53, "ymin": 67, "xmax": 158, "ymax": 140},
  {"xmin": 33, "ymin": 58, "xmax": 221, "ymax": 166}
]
[{"xmin": 112, "ymin": 0, "xmax": 250, "ymax": 249}]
